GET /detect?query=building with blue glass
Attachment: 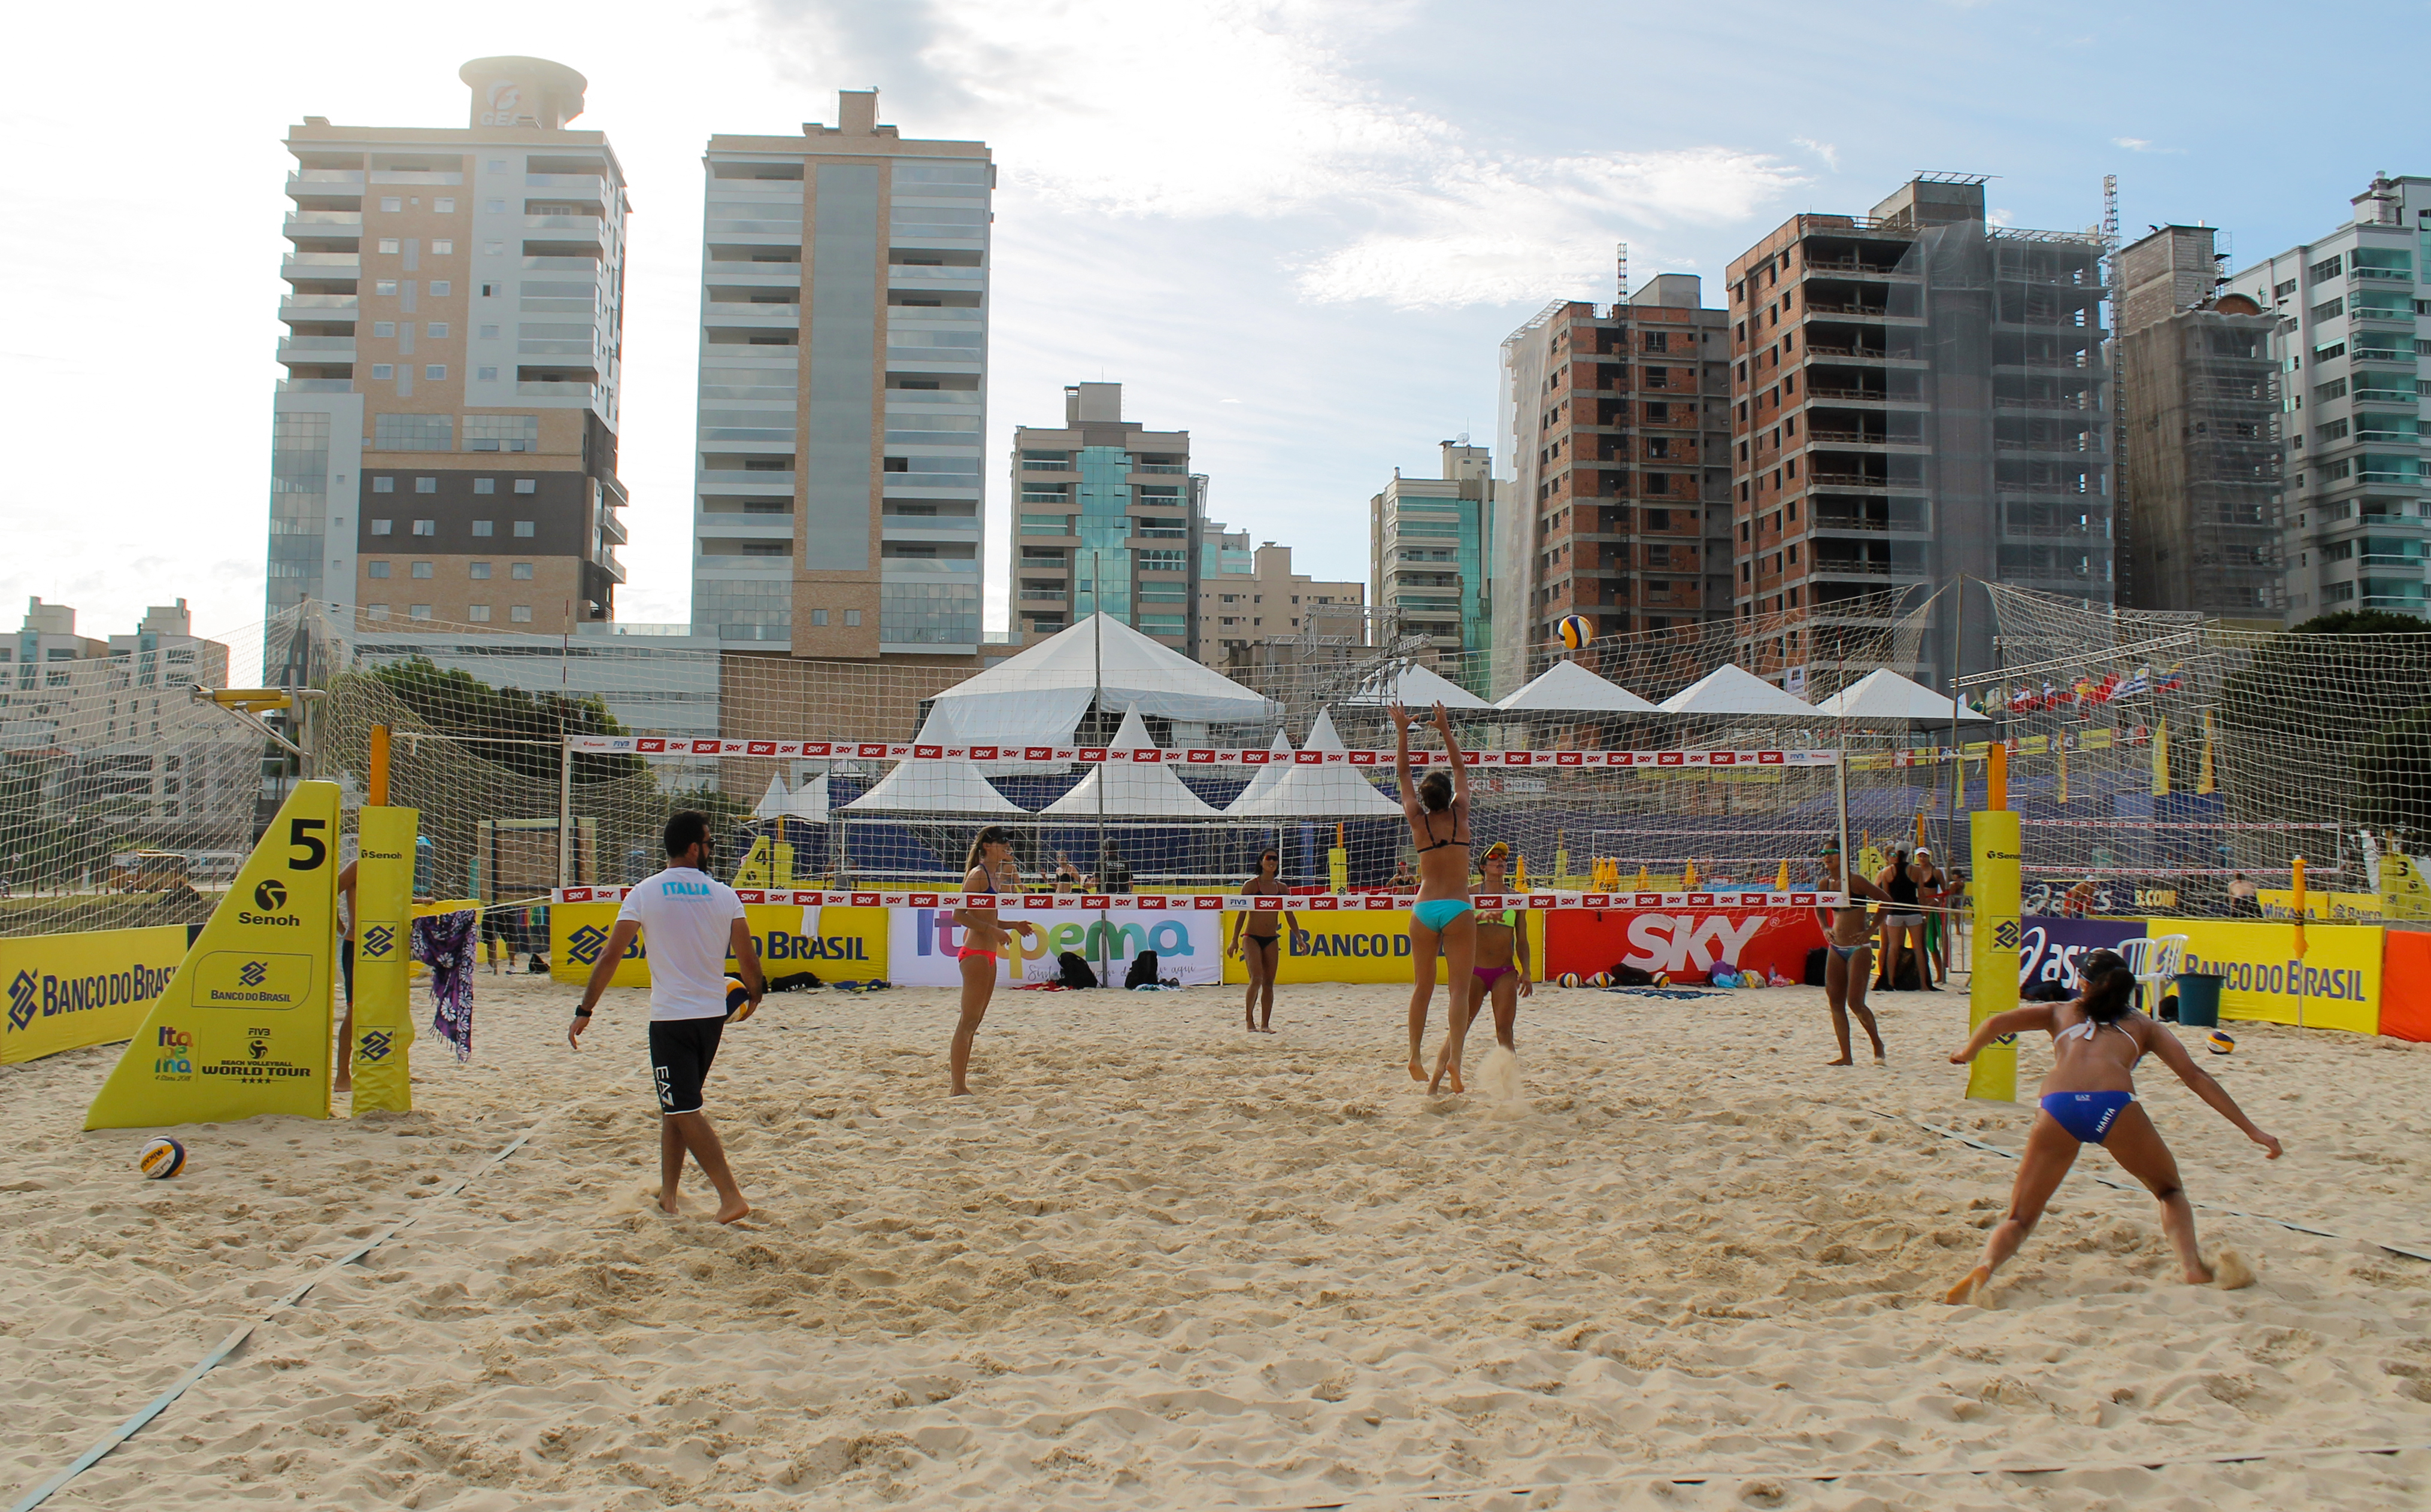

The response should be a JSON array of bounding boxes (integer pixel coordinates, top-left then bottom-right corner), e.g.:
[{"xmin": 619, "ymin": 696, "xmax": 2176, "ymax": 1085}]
[
  {"xmin": 1370, "ymin": 441, "xmax": 1495, "ymax": 659},
  {"xmin": 1009, "ymin": 383, "xmax": 1202, "ymax": 653}
]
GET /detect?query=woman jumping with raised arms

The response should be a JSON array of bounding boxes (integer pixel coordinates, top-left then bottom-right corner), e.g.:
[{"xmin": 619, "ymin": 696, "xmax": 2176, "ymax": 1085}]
[
  {"xmin": 1229, "ymin": 846, "xmax": 1287, "ymax": 1033},
  {"xmin": 948, "ymin": 825, "xmax": 1039, "ymax": 1097},
  {"xmin": 1393, "ymin": 702, "xmax": 1477, "ymax": 1094},
  {"xmin": 1945, "ymin": 949, "xmax": 2281, "ymax": 1304}
]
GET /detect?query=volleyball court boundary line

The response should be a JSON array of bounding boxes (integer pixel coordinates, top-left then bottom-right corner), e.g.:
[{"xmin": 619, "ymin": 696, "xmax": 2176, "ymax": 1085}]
[{"xmin": 8, "ymin": 1094, "xmax": 598, "ymax": 1512}]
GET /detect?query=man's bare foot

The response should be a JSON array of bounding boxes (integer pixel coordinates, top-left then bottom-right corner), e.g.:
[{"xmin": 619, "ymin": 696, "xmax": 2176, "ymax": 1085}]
[
  {"xmin": 1944, "ymin": 1264, "xmax": 1991, "ymax": 1305},
  {"xmin": 715, "ymin": 1195, "xmax": 752, "ymax": 1225},
  {"xmin": 1826, "ymin": 1055, "xmax": 1855, "ymax": 1067}
]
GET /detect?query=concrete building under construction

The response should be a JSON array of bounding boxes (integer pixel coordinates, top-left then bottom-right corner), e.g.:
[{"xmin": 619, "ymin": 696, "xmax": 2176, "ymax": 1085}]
[{"xmin": 2113, "ymin": 225, "xmax": 2283, "ymax": 623}]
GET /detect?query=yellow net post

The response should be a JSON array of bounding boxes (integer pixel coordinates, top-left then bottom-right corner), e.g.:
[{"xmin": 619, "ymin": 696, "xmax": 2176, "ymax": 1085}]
[
  {"xmin": 1966, "ymin": 803, "xmax": 2020, "ymax": 1103},
  {"xmin": 349, "ymin": 804, "xmax": 416, "ymax": 1113}
]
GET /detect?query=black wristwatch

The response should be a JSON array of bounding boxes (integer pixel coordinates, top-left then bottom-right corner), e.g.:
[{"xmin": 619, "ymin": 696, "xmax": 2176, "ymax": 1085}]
[{"xmin": 573, "ymin": 1009, "xmax": 593, "ymax": 1018}]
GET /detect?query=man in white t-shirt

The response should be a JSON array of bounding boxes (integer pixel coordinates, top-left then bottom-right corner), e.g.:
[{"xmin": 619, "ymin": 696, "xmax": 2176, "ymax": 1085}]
[{"xmin": 569, "ymin": 810, "xmax": 762, "ymax": 1223}]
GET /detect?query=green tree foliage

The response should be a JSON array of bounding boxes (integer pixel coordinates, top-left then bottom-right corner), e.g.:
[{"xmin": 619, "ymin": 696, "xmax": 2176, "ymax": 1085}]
[
  {"xmin": 2217, "ymin": 612, "xmax": 2431, "ymax": 825},
  {"xmin": 355, "ymin": 657, "xmax": 638, "ymax": 783},
  {"xmin": 2353, "ymin": 706, "xmax": 2431, "ymax": 840}
]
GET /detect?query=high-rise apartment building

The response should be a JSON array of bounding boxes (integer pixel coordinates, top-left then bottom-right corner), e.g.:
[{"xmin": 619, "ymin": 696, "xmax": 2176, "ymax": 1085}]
[
  {"xmin": 2114, "ymin": 226, "xmax": 2282, "ymax": 621},
  {"xmin": 268, "ymin": 57, "xmax": 630, "ymax": 636},
  {"xmin": 1371, "ymin": 442, "xmax": 1495, "ymax": 657},
  {"xmin": 1494, "ymin": 277, "xmax": 1733, "ymax": 694},
  {"xmin": 1008, "ymin": 383, "xmax": 1202, "ymax": 651},
  {"xmin": 2224, "ymin": 174, "xmax": 2431, "ymax": 622},
  {"xmin": 1727, "ymin": 177, "xmax": 2111, "ymax": 690},
  {"xmin": 689, "ymin": 90, "xmax": 993, "ymax": 655},
  {"xmin": 1198, "ymin": 542, "xmax": 1365, "ymax": 667}
]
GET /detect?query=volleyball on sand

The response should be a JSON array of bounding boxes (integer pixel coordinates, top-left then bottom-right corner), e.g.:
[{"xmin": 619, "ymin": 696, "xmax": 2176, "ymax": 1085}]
[{"xmin": 137, "ymin": 1137, "xmax": 186, "ymax": 1180}]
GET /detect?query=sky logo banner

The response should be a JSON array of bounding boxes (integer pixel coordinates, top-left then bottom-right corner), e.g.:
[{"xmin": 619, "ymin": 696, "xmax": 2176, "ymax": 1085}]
[{"xmin": 86, "ymin": 782, "xmax": 340, "ymax": 1129}]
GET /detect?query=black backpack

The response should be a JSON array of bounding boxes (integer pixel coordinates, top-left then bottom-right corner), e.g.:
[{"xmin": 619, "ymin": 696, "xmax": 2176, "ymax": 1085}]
[
  {"xmin": 1804, "ymin": 947, "xmax": 1829, "ymax": 986},
  {"xmin": 1605, "ymin": 963, "xmax": 1655, "ymax": 987},
  {"xmin": 1057, "ymin": 951, "xmax": 1098, "ymax": 988},
  {"xmin": 1124, "ymin": 950, "xmax": 1159, "ymax": 989}
]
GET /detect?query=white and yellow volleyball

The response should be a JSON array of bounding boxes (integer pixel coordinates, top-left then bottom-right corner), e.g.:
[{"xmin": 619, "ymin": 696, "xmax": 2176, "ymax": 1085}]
[
  {"xmin": 138, "ymin": 1137, "xmax": 187, "ymax": 1180},
  {"xmin": 1556, "ymin": 614, "xmax": 1593, "ymax": 651}
]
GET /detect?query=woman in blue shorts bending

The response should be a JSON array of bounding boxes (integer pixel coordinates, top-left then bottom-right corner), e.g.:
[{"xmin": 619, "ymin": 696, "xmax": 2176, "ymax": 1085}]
[
  {"xmin": 1945, "ymin": 950, "xmax": 2281, "ymax": 1304},
  {"xmin": 1392, "ymin": 702, "xmax": 1475, "ymax": 1094}
]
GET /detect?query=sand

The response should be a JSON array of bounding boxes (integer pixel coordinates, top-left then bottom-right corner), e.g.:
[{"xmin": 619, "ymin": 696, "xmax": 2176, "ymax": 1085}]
[{"xmin": 5, "ymin": 973, "xmax": 2430, "ymax": 1510}]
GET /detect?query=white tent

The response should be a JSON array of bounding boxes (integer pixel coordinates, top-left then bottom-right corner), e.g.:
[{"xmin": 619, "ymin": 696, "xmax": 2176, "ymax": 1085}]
[
  {"xmin": 1656, "ymin": 663, "xmax": 1819, "ymax": 718},
  {"xmin": 786, "ymin": 773, "xmax": 832, "ymax": 820},
  {"xmin": 842, "ymin": 705, "xmax": 1022, "ymax": 813},
  {"xmin": 1342, "ymin": 660, "xmax": 1495, "ymax": 711},
  {"xmin": 1809, "ymin": 668, "xmax": 1990, "ymax": 724},
  {"xmin": 1224, "ymin": 729, "xmax": 1296, "ymax": 814},
  {"xmin": 1495, "ymin": 658, "xmax": 1659, "ymax": 714},
  {"xmin": 1039, "ymin": 706, "xmax": 1221, "ymax": 817},
  {"xmin": 1227, "ymin": 709, "xmax": 1404, "ymax": 818},
  {"xmin": 922, "ymin": 613, "xmax": 1275, "ymax": 746},
  {"xmin": 750, "ymin": 773, "xmax": 791, "ymax": 819}
]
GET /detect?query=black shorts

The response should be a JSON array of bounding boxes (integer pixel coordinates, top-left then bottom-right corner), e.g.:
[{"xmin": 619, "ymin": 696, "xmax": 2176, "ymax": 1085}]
[{"xmin": 647, "ymin": 1017, "xmax": 725, "ymax": 1116}]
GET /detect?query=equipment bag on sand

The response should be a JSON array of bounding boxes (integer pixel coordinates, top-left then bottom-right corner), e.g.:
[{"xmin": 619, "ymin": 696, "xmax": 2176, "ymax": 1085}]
[
  {"xmin": 1058, "ymin": 951, "xmax": 1098, "ymax": 988},
  {"xmin": 1124, "ymin": 950, "xmax": 1160, "ymax": 989}
]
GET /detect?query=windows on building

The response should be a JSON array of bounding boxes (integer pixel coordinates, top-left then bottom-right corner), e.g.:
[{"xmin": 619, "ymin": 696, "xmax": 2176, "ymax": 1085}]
[
  {"xmin": 371, "ymin": 365, "xmax": 394, "ymax": 381},
  {"xmin": 469, "ymin": 562, "xmax": 492, "ymax": 579},
  {"xmin": 378, "ymin": 238, "xmax": 401, "ymax": 254},
  {"xmin": 410, "ymin": 561, "xmax": 433, "ymax": 579},
  {"xmin": 366, "ymin": 561, "xmax": 390, "ymax": 579},
  {"xmin": 511, "ymin": 563, "xmax": 534, "ymax": 580},
  {"xmin": 409, "ymin": 605, "xmax": 432, "ymax": 620},
  {"xmin": 514, "ymin": 479, "xmax": 536, "ymax": 495},
  {"xmin": 510, "ymin": 605, "xmax": 533, "ymax": 623},
  {"xmin": 414, "ymin": 478, "xmax": 438, "ymax": 494},
  {"xmin": 380, "ymin": 197, "xmax": 402, "ymax": 212},
  {"xmin": 467, "ymin": 604, "xmax": 491, "ymax": 622},
  {"xmin": 411, "ymin": 520, "xmax": 436, "ymax": 536},
  {"xmin": 513, "ymin": 521, "xmax": 535, "ymax": 538},
  {"xmin": 374, "ymin": 414, "xmax": 453, "ymax": 451},
  {"xmin": 372, "ymin": 321, "xmax": 396, "ymax": 338}
]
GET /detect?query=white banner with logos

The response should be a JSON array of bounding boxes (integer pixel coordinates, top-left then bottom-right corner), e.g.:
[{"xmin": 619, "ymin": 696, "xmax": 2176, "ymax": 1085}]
[{"xmin": 887, "ymin": 904, "xmax": 1222, "ymax": 988}]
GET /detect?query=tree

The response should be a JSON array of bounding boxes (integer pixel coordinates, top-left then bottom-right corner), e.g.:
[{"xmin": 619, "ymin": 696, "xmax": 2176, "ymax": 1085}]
[{"xmin": 2353, "ymin": 706, "xmax": 2431, "ymax": 842}]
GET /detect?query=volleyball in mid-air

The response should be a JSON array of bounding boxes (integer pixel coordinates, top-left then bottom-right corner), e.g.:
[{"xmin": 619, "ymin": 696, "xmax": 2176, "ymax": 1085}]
[
  {"xmin": 2206, "ymin": 1029, "xmax": 2235, "ymax": 1055},
  {"xmin": 1556, "ymin": 614, "xmax": 1593, "ymax": 651},
  {"xmin": 1556, "ymin": 972, "xmax": 1581, "ymax": 989},
  {"xmin": 725, "ymin": 976, "xmax": 755, "ymax": 1023},
  {"xmin": 137, "ymin": 1137, "xmax": 186, "ymax": 1180}
]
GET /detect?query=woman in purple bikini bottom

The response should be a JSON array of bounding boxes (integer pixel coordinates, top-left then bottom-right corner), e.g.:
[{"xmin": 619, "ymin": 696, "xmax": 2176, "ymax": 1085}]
[
  {"xmin": 1460, "ymin": 842, "xmax": 1531, "ymax": 1064},
  {"xmin": 1944, "ymin": 949, "xmax": 2282, "ymax": 1304}
]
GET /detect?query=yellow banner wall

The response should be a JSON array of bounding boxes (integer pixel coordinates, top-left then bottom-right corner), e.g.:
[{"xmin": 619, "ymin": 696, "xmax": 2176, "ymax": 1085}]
[
  {"xmin": 2256, "ymin": 889, "xmax": 2384, "ymax": 922},
  {"xmin": 2166, "ymin": 919, "xmax": 2381, "ymax": 1035},
  {"xmin": 2, "ymin": 925, "xmax": 193, "ymax": 1065},
  {"xmin": 1968, "ymin": 810, "xmax": 2021, "ymax": 1102},
  {"xmin": 86, "ymin": 782, "xmax": 342, "ymax": 1130},
  {"xmin": 551, "ymin": 901, "xmax": 887, "ymax": 986},
  {"xmin": 1221, "ymin": 909, "xmax": 1546, "ymax": 986}
]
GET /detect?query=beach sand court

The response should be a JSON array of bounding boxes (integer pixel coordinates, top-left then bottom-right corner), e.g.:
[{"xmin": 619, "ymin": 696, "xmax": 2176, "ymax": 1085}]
[{"xmin": 6, "ymin": 976, "xmax": 2430, "ymax": 1508}]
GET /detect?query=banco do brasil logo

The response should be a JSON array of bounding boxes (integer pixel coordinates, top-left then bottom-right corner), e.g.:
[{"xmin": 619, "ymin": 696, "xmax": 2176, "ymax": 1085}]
[
  {"xmin": 254, "ymin": 879, "xmax": 289, "ymax": 912},
  {"xmin": 1994, "ymin": 919, "xmax": 2021, "ymax": 951},
  {"xmin": 7, "ymin": 970, "xmax": 35, "ymax": 1031},
  {"xmin": 238, "ymin": 960, "xmax": 269, "ymax": 988},
  {"xmin": 566, "ymin": 924, "xmax": 608, "ymax": 965},
  {"xmin": 360, "ymin": 924, "xmax": 396, "ymax": 959}
]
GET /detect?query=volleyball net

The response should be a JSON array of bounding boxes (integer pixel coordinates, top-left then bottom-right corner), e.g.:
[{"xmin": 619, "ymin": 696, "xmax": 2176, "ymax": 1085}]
[{"xmin": 7, "ymin": 584, "xmax": 2426, "ymax": 937}]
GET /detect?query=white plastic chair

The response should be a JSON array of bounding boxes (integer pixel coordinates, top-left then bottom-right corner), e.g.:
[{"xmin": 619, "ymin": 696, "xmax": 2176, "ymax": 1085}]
[{"xmin": 2120, "ymin": 933, "xmax": 2187, "ymax": 1015}]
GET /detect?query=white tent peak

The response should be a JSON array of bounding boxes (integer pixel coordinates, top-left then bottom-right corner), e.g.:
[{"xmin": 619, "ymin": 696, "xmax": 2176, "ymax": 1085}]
[
  {"xmin": 1041, "ymin": 704, "xmax": 1220, "ymax": 817},
  {"xmin": 843, "ymin": 700, "xmax": 1021, "ymax": 812},
  {"xmin": 1656, "ymin": 663, "xmax": 1818, "ymax": 717},
  {"xmin": 1810, "ymin": 668, "xmax": 1989, "ymax": 723},
  {"xmin": 1228, "ymin": 705, "xmax": 1401, "ymax": 818},
  {"xmin": 750, "ymin": 773, "xmax": 790, "ymax": 819},
  {"xmin": 1496, "ymin": 658, "xmax": 1659, "ymax": 713},
  {"xmin": 923, "ymin": 613, "xmax": 1275, "ymax": 747},
  {"xmin": 1345, "ymin": 661, "xmax": 1494, "ymax": 711},
  {"xmin": 1226, "ymin": 728, "xmax": 1295, "ymax": 814},
  {"xmin": 785, "ymin": 773, "xmax": 830, "ymax": 820}
]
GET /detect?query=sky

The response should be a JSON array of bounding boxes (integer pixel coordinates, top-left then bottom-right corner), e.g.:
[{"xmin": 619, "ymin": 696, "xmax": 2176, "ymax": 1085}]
[{"xmin": 1, "ymin": 0, "xmax": 2412, "ymax": 650}]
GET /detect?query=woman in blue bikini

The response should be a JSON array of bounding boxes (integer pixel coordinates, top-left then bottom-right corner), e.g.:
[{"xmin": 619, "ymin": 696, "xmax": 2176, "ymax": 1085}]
[
  {"xmin": 1392, "ymin": 702, "xmax": 1476, "ymax": 1094},
  {"xmin": 1945, "ymin": 949, "xmax": 2281, "ymax": 1304}
]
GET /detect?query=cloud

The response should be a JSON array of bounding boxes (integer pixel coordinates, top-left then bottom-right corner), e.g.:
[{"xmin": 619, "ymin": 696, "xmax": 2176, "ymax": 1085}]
[
  {"xmin": 1792, "ymin": 136, "xmax": 1840, "ymax": 172},
  {"xmin": 753, "ymin": 0, "xmax": 1799, "ymax": 308},
  {"xmin": 2112, "ymin": 136, "xmax": 2183, "ymax": 155}
]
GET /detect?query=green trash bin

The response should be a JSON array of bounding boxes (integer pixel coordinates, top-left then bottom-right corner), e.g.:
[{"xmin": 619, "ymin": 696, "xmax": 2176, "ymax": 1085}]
[{"xmin": 2173, "ymin": 972, "xmax": 2223, "ymax": 1029}]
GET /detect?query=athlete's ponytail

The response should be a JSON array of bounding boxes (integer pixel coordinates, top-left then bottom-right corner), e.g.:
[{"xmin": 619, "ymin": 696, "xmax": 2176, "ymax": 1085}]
[
  {"xmin": 965, "ymin": 825, "xmax": 1013, "ymax": 874},
  {"xmin": 2077, "ymin": 948, "xmax": 2136, "ymax": 1023}
]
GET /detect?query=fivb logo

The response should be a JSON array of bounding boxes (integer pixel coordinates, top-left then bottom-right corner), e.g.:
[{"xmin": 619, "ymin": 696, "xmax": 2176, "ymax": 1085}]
[
  {"xmin": 7, "ymin": 970, "xmax": 35, "ymax": 1031},
  {"xmin": 360, "ymin": 924, "xmax": 396, "ymax": 960}
]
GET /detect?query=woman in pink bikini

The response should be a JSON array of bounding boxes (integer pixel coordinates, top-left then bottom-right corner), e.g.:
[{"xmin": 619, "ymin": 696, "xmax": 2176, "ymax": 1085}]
[
  {"xmin": 949, "ymin": 825, "xmax": 1038, "ymax": 1097},
  {"xmin": 1463, "ymin": 842, "xmax": 1531, "ymax": 1058}
]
